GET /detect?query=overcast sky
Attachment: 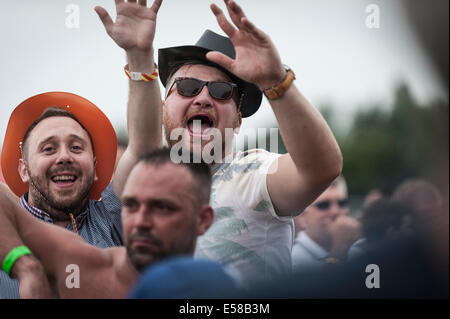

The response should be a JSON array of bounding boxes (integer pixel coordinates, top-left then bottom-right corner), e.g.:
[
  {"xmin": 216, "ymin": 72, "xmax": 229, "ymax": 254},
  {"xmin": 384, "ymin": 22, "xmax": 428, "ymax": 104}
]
[{"xmin": 0, "ymin": 0, "xmax": 447, "ymax": 147}]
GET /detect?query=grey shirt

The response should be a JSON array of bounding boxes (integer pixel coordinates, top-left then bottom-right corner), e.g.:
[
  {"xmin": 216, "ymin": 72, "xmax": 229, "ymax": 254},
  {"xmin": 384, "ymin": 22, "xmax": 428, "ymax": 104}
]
[{"xmin": 0, "ymin": 183, "xmax": 123, "ymax": 299}]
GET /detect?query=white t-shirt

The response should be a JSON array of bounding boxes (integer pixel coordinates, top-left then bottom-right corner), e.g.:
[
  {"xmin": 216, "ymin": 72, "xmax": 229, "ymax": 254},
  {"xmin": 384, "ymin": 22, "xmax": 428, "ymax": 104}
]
[
  {"xmin": 291, "ymin": 231, "xmax": 328, "ymax": 271},
  {"xmin": 194, "ymin": 149, "xmax": 295, "ymax": 286}
]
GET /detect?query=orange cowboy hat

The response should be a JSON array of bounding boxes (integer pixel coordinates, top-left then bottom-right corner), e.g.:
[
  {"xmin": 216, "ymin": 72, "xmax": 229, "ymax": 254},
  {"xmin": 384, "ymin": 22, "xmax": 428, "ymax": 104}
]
[{"xmin": 1, "ymin": 92, "xmax": 117, "ymax": 200}]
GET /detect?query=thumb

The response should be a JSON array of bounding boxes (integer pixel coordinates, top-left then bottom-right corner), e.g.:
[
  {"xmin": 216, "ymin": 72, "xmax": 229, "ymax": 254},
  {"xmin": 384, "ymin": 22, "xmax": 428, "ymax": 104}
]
[
  {"xmin": 94, "ymin": 6, "xmax": 114, "ymax": 33},
  {"xmin": 206, "ymin": 51, "xmax": 234, "ymax": 72}
]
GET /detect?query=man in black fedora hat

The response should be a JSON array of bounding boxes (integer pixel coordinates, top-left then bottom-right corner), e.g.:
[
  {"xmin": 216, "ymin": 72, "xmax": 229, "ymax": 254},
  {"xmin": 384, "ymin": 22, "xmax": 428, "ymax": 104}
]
[{"xmin": 96, "ymin": 0, "xmax": 342, "ymax": 287}]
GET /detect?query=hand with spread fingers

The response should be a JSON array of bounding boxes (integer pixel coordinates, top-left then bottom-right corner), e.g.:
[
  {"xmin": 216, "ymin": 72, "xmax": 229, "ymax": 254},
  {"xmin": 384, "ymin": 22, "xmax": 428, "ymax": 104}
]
[
  {"xmin": 95, "ymin": 0, "xmax": 164, "ymax": 198},
  {"xmin": 95, "ymin": 0, "xmax": 162, "ymax": 60},
  {"xmin": 208, "ymin": 0, "xmax": 286, "ymax": 90}
]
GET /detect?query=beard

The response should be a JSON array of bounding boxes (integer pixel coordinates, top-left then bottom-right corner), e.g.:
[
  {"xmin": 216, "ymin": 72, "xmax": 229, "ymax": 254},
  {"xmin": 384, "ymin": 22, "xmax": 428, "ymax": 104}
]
[
  {"xmin": 126, "ymin": 221, "xmax": 197, "ymax": 273},
  {"xmin": 162, "ymin": 109, "xmax": 239, "ymax": 160},
  {"xmin": 27, "ymin": 164, "xmax": 94, "ymax": 220}
]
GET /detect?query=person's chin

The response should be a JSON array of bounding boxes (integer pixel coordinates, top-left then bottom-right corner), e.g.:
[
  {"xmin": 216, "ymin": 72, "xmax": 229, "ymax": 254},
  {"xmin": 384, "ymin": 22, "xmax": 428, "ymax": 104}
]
[
  {"xmin": 50, "ymin": 189, "xmax": 84, "ymax": 208},
  {"xmin": 131, "ymin": 254, "xmax": 158, "ymax": 272}
]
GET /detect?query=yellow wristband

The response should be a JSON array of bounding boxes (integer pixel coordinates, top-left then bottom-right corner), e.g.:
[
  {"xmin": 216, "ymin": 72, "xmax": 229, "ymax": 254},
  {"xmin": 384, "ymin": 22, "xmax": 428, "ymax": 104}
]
[{"xmin": 124, "ymin": 63, "xmax": 159, "ymax": 82}]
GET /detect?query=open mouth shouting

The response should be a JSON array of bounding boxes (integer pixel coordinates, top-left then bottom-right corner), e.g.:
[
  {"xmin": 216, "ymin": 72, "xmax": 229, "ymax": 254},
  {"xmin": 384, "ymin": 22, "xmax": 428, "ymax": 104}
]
[{"xmin": 186, "ymin": 113, "xmax": 216, "ymax": 137}]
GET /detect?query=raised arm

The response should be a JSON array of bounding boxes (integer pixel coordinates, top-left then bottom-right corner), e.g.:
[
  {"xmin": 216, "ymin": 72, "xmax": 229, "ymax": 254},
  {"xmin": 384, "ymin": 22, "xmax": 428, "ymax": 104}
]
[
  {"xmin": 0, "ymin": 191, "xmax": 112, "ymax": 298},
  {"xmin": 208, "ymin": 0, "xmax": 342, "ymax": 216},
  {"xmin": 0, "ymin": 182, "xmax": 18, "ymax": 201},
  {"xmin": 95, "ymin": 0, "xmax": 163, "ymax": 197}
]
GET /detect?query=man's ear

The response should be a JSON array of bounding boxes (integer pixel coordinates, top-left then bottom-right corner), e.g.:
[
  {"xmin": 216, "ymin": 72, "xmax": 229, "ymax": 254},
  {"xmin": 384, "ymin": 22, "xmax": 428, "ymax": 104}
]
[
  {"xmin": 234, "ymin": 112, "xmax": 242, "ymax": 134},
  {"xmin": 18, "ymin": 158, "xmax": 30, "ymax": 183},
  {"xmin": 197, "ymin": 205, "xmax": 214, "ymax": 236},
  {"xmin": 93, "ymin": 157, "xmax": 98, "ymax": 182}
]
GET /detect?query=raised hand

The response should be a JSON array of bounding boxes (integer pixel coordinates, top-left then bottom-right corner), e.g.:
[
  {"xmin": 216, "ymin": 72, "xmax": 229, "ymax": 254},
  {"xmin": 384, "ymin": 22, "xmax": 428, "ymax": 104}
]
[
  {"xmin": 327, "ymin": 215, "xmax": 361, "ymax": 259},
  {"xmin": 95, "ymin": 0, "xmax": 162, "ymax": 57},
  {"xmin": 208, "ymin": 0, "xmax": 285, "ymax": 89}
]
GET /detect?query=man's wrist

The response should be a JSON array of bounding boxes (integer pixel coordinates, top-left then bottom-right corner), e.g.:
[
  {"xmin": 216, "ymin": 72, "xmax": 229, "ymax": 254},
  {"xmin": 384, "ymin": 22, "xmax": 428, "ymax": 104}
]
[
  {"xmin": 328, "ymin": 245, "xmax": 349, "ymax": 260},
  {"xmin": 127, "ymin": 50, "xmax": 155, "ymax": 73},
  {"xmin": 257, "ymin": 67, "xmax": 286, "ymax": 91},
  {"xmin": 10, "ymin": 255, "xmax": 43, "ymax": 279}
]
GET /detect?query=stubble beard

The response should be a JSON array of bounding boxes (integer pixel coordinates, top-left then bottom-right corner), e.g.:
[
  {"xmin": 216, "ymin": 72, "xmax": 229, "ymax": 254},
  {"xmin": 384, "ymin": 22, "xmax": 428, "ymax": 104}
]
[
  {"xmin": 27, "ymin": 167, "xmax": 94, "ymax": 221},
  {"xmin": 126, "ymin": 219, "xmax": 198, "ymax": 273}
]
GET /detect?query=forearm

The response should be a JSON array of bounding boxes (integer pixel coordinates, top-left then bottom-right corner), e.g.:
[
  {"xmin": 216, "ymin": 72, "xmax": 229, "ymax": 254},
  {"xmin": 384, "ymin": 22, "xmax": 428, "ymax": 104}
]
[
  {"xmin": 0, "ymin": 192, "xmax": 27, "ymax": 266},
  {"xmin": 126, "ymin": 50, "xmax": 162, "ymax": 153},
  {"xmin": 113, "ymin": 51, "xmax": 162, "ymax": 195},
  {"xmin": 270, "ymin": 84, "xmax": 342, "ymax": 183},
  {"xmin": 11, "ymin": 255, "xmax": 55, "ymax": 299},
  {"xmin": 0, "ymin": 182, "xmax": 18, "ymax": 200},
  {"xmin": 0, "ymin": 193, "xmax": 48, "ymax": 290},
  {"xmin": 0, "ymin": 191, "xmax": 85, "ymax": 278}
]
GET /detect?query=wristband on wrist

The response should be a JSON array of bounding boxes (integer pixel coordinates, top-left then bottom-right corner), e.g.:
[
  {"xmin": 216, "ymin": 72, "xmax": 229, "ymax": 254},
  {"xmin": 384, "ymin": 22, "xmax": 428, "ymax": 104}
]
[
  {"xmin": 2, "ymin": 245, "xmax": 33, "ymax": 276},
  {"xmin": 124, "ymin": 63, "xmax": 159, "ymax": 82},
  {"xmin": 263, "ymin": 66, "xmax": 296, "ymax": 100}
]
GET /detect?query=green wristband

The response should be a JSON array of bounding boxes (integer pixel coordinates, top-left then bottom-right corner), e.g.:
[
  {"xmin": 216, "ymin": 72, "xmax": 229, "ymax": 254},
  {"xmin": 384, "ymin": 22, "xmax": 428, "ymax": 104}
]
[{"xmin": 2, "ymin": 245, "xmax": 33, "ymax": 276}]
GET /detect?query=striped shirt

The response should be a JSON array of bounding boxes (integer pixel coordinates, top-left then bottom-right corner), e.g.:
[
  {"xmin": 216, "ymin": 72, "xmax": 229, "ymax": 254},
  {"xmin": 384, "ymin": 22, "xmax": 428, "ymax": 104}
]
[{"xmin": 0, "ymin": 183, "xmax": 123, "ymax": 299}]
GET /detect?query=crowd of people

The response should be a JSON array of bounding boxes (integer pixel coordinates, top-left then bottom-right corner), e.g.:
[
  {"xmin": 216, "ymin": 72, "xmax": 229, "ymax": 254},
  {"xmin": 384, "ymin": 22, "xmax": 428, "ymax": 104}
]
[{"xmin": 0, "ymin": 0, "xmax": 447, "ymax": 299}]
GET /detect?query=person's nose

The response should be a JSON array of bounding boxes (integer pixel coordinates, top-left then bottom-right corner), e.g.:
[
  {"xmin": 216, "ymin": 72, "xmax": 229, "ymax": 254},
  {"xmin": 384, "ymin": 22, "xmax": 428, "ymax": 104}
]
[
  {"xmin": 133, "ymin": 206, "xmax": 153, "ymax": 230},
  {"xmin": 192, "ymin": 84, "xmax": 213, "ymax": 108},
  {"xmin": 329, "ymin": 201, "xmax": 344, "ymax": 217},
  {"xmin": 55, "ymin": 146, "xmax": 74, "ymax": 165}
]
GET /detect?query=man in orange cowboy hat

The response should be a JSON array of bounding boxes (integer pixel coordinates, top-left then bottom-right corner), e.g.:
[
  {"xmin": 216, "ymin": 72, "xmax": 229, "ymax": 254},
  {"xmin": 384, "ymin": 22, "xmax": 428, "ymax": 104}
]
[
  {"xmin": 1, "ymin": 1, "xmax": 163, "ymax": 299},
  {"xmin": 0, "ymin": 91, "xmax": 158, "ymax": 298}
]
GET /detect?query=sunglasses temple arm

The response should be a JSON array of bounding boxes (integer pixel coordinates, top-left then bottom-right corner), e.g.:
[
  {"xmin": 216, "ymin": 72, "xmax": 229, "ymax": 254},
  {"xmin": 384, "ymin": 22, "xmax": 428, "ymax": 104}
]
[{"xmin": 237, "ymin": 93, "xmax": 244, "ymax": 112}]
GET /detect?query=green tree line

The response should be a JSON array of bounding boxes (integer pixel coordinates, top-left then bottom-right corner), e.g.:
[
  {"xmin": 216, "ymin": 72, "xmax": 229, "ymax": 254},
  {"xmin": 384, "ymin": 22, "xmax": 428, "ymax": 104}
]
[{"xmin": 259, "ymin": 83, "xmax": 448, "ymax": 197}]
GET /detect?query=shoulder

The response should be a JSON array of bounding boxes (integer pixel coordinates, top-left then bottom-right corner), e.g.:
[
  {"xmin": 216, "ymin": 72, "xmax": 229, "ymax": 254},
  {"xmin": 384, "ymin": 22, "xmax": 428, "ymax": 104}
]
[{"xmin": 89, "ymin": 182, "xmax": 122, "ymax": 216}]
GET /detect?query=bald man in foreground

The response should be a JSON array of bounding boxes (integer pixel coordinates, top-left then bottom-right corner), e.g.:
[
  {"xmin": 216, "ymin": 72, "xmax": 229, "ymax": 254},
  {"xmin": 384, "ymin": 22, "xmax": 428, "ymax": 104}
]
[{"xmin": 0, "ymin": 149, "xmax": 214, "ymax": 298}]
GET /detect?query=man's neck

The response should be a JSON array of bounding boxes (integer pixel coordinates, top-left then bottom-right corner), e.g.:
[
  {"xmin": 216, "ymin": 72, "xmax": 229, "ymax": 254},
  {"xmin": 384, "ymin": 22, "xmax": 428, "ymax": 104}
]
[
  {"xmin": 26, "ymin": 193, "xmax": 88, "ymax": 224},
  {"xmin": 305, "ymin": 230, "xmax": 332, "ymax": 252}
]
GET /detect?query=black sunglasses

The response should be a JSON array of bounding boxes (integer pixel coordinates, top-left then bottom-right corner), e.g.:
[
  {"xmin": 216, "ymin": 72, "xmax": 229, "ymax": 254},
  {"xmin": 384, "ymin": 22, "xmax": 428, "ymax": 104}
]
[
  {"xmin": 314, "ymin": 199, "xmax": 349, "ymax": 210},
  {"xmin": 166, "ymin": 77, "xmax": 238, "ymax": 101}
]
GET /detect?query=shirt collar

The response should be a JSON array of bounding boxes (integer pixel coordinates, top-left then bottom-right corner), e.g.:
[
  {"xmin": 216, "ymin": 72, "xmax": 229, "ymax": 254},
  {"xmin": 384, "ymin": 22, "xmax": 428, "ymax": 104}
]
[
  {"xmin": 19, "ymin": 192, "xmax": 89, "ymax": 229},
  {"xmin": 20, "ymin": 193, "xmax": 54, "ymax": 224},
  {"xmin": 296, "ymin": 231, "xmax": 329, "ymax": 260}
]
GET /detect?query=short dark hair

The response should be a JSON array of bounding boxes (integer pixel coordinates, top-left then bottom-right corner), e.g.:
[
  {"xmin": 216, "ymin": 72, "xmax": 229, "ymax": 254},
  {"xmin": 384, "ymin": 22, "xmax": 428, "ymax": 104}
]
[
  {"xmin": 136, "ymin": 148, "xmax": 212, "ymax": 205},
  {"xmin": 360, "ymin": 198, "xmax": 412, "ymax": 242},
  {"xmin": 392, "ymin": 178, "xmax": 443, "ymax": 213},
  {"xmin": 22, "ymin": 107, "xmax": 94, "ymax": 159}
]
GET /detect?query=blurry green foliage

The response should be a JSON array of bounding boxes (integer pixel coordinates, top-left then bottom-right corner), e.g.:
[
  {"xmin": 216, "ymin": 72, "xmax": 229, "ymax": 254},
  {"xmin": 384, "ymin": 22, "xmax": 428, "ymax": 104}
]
[
  {"xmin": 340, "ymin": 83, "xmax": 448, "ymax": 196},
  {"xmin": 261, "ymin": 83, "xmax": 448, "ymax": 196}
]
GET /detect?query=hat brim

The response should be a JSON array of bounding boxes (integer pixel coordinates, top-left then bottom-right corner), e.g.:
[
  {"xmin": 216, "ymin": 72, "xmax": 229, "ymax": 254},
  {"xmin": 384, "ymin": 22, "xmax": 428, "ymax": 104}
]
[
  {"xmin": 1, "ymin": 92, "xmax": 117, "ymax": 200},
  {"xmin": 158, "ymin": 45, "xmax": 262, "ymax": 118}
]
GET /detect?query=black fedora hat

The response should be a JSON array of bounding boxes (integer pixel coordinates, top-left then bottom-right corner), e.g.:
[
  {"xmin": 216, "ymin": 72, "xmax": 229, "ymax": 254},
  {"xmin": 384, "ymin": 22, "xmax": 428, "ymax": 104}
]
[{"xmin": 158, "ymin": 30, "xmax": 263, "ymax": 118}]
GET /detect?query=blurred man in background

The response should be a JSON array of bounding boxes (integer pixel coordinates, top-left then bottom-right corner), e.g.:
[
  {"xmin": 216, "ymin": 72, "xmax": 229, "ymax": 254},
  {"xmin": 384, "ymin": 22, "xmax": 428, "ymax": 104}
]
[{"xmin": 292, "ymin": 176, "xmax": 360, "ymax": 270}]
